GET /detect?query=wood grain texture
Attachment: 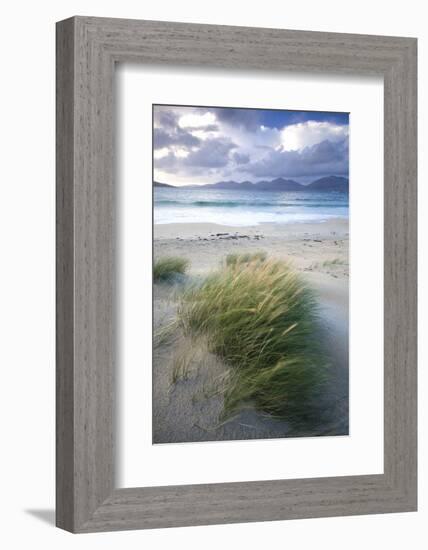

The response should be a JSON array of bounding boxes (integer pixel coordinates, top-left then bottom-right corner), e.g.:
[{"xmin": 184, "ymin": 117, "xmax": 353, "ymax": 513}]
[
  {"xmin": 56, "ymin": 16, "xmax": 417, "ymax": 533},
  {"xmin": 56, "ymin": 18, "xmax": 75, "ymax": 532}
]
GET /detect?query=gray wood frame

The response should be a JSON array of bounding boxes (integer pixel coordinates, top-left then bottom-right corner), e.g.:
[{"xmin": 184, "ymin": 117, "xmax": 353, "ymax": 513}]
[{"xmin": 56, "ymin": 16, "xmax": 417, "ymax": 533}]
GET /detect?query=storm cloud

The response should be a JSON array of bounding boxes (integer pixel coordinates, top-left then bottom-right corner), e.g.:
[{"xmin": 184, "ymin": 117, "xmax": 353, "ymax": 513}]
[
  {"xmin": 232, "ymin": 151, "xmax": 250, "ymax": 165},
  {"xmin": 214, "ymin": 107, "xmax": 262, "ymax": 131},
  {"xmin": 153, "ymin": 105, "xmax": 349, "ymax": 185},
  {"xmin": 156, "ymin": 137, "xmax": 237, "ymax": 174},
  {"xmin": 240, "ymin": 138, "xmax": 349, "ymax": 179},
  {"xmin": 153, "ymin": 127, "xmax": 201, "ymax": 149}
]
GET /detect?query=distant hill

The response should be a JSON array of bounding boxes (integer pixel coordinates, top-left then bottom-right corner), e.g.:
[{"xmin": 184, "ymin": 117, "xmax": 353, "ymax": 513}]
[
  {"xmin": 180, "ymin": 178, "xmax": 303, "ymax": 191},
  {"xmin": 153, "ymin": 181, "xmax": 175, "ymax": 188},
  {"xmin": 256, "ymin": 178, "xmax": 303, "ymax": 191},
  {"xmin": 154, "ymin": 176, "xmax": 348, "ymax": 192},
  {"xmin": 180, "ymin": 180, "xmax": 255, "ymax": 190},
  {"xmin": 200, "ymin": 180, "xmax": 255, "ymax": 190},
  {"xmin": 307, "ymin": 176, "xmax": 348, "ymax": 192}
]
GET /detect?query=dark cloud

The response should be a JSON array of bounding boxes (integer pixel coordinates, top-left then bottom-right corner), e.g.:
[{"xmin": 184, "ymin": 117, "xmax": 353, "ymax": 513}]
[
  {"xmin": 156, "ymin": 138, "xmax": 237, "ymax": 173},
  {"xmin": 155, "ymin": 109, "xmax": 179, "ymax": 129},
  {"xmin": 232, "ymin": 151, "xmax": 250, "ymax": 165},
  {"xmin": 153, "ymin": 127, "xmax": 201, "ymax": 149},
  {"xmin": 214, "ymin": 108, "xmax": 262, "ymax": 131},
  {"xmin": 240, "ymin": 138, "xmax": 349, "ymax": 178},
  {"xmin": 153, "ymin": 108, "xmax": 219, "ymax": 150},
  {"xmin": 305, "ymin": 138, "xmax": 348, "ymax": 166},
  {"xmin": 185, "ymin": 138, "xmax": 236, "ymax": 168}
]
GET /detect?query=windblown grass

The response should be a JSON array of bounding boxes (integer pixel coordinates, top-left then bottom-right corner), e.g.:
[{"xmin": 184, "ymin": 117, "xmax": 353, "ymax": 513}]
[
  {"xmin": 178, "ymin": 257, "xmax": 328, "ymax": 426},
  {"xmin": 153, "ymin": 256, "xmax": 189, "ymax": 282},
  {"xmin": 225, "ymin": 251, "xmax": 267, "ymax": 267}
]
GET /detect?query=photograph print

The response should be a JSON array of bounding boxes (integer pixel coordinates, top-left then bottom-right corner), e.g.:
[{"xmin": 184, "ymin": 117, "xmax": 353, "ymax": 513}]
[{"xmin": 152, "ymin": 104, "xmax": 349, "ymax": 444}]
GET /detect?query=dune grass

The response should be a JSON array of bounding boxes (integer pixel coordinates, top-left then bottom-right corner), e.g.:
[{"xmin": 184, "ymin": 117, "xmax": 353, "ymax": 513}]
[
  {"xmin": 153, "ymin": 256, "xmax": 189, "ymax": 282},
  {"xmin": 178, "ymin": 257, "xmax": 328, "ymax": 426},
  {"xmin": 225, "ymin": 251, "xmax": 267, "ymax": 267}
]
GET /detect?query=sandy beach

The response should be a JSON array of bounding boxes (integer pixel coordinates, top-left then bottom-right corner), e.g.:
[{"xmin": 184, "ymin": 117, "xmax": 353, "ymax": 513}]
[{"xmin": 153, "ymin": 218, "xmax": 349, "ymax": 444}]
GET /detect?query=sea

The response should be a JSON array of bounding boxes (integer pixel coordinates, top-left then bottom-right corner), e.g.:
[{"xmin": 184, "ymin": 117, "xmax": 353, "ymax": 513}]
[{"xmin": 154, "ymin": 187, "xmax": 349, "ymax": 226}]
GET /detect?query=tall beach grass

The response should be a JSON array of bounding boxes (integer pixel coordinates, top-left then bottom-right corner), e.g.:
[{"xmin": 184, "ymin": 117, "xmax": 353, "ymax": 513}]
[
  {"xmin": 178, "ymin": 257, "xmax": 328, "ymax": 426},
  {"xmin": 225, "ymin": 251, "xmax": 267, "ymax": 267},
  {"xmin": 153, "ymin": 256, "xmax": 189, "ymax": 282}
]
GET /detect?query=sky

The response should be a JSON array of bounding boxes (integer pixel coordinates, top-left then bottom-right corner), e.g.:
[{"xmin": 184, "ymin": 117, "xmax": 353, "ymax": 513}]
[{"xmin": 153, "ymin": 105, "xmax": 349, "ymax": 186}]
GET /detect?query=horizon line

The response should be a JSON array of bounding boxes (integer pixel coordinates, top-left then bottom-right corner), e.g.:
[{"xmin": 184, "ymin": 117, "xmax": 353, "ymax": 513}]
[{"xmin": 153, "ymin": 175, "xmax": 349, "ymax": 188}]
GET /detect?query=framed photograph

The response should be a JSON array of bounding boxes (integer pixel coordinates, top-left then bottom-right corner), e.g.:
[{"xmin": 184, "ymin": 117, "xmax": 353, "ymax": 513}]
[
  {"xmin": 151, "ymin": 102, "xmax": 350, "ymax": 446},
  {"xmin": 56, "ymin": 16, "xmax": 417, "ymax": 532}
]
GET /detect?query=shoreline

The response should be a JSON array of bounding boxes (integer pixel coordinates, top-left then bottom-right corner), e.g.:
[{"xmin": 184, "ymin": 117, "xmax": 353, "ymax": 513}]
[
  {"xmin": 153, "ymin": 218, "xmax": 349, "ymax": 276},
  {"xmin": 154, "ymin": 218, "xmax": 348, "ymax": 241}
]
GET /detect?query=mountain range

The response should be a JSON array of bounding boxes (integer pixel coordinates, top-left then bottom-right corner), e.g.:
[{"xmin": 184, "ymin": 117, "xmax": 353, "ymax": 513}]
[
  {"xmin": 153, "ymin": 181, "xmax": 174, "ymax": 188},
  {"xmin": 154, "ymin": 175, "xmax": 348, "ymax": 192}
]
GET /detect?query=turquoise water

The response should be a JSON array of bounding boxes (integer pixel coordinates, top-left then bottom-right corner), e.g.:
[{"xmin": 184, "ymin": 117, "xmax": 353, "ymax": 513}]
[{"xmin": 154, "ymin": 187, "xmax": 349, "ymax": 226}]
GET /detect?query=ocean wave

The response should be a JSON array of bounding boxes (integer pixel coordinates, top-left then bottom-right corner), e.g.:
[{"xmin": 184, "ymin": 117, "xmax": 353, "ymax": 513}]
[
  {"xmin": 154, "ymin": 210, "xmax": 348, "ymax": 226},
  {"xmin": 155, "ymin": 199, "xmax": 347, "ymax": 208}
]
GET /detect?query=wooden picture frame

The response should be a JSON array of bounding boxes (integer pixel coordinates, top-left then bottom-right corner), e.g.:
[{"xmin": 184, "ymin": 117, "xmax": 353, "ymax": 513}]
[{"xmin": 56, "ymin": 16, "xmax": 417, "ymax": 533}]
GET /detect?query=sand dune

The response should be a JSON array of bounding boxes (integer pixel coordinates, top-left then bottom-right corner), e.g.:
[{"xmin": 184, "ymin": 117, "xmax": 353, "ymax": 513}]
[{"xmin": 153, "ymin": 219, "xmax": 349, "ymax": 444}]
